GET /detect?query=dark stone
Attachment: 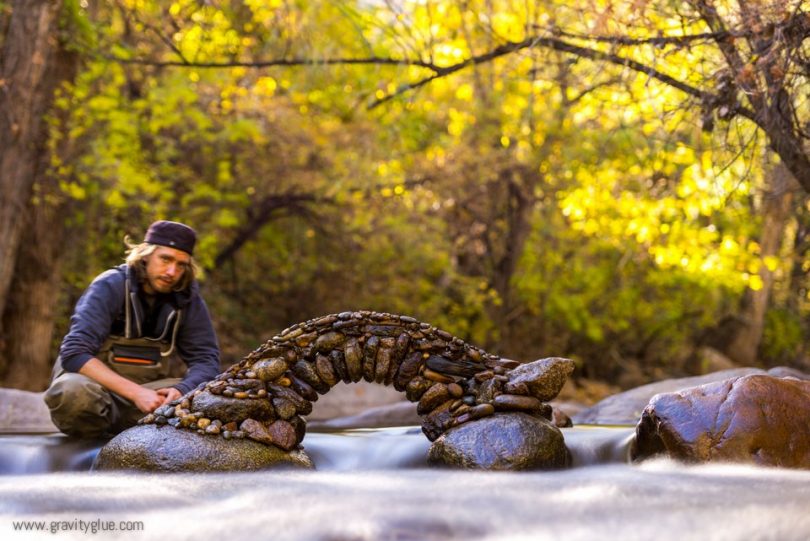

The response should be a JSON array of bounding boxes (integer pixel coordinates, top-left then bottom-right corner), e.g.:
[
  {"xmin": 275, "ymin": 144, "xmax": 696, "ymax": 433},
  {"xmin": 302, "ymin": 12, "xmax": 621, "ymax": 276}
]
[
  {"xmin": 395, "ymin": 352, "xmax": 425, "ymax": 391},
  {"xmin": 574, "ymin": 367, "xmax": 772, "ymax": 425},
  {"xmin": 291, "ymin": 360, "xmax": 329, "ymax": 394},
  {"xmin": 191, "ymin": 391, "xmax": 275, "ymax": 424},
  {"xmin": 428, "ymin": 413, "xmax": 570, "ymax": 470},
  {"xmin": 272, "ymin": 398, "xmax": 297, "ymax": 420},
  {"xmin": 364, "ymin": 325, "xmax": 405, "ymax": 337},
  {"xmin": 493, "ymin": 394, "xmax": 544, "ymax": 412},
  {"xmin": 421, "ymin": 399, "xmax": 455, "ymax": 441},
  {"xmin": 394, "ymin": 333, "xmax": 411, "ymax": 363},
  {"xmin": 423, "ymin": 367, "xmax": 455, "ymax": 384},
  {"xmin": 266, "ymin": 420, "xmax": 299, "ymax": 451},
  {"xmin": 632, "ymin": 374, "xmax": 810, "ymax": 468},
  {"xmin": 343, "ymin": 338, "xmax": 364, "ymax": 382},
  {"xmin": 330, "ymin": 350, "xmax": 351, "ymax": 384},
  {"xmin": 506, "ymin": 357, "xmax": 574, "ymax": 402},
  {"xmin": 267, "ymin": 384, "xmax": 313, "ymax": 415},
  {"xmin": 288, "ymin": 374, "xmax": 319, "ymax": 402},
  {"xmin": 417, "ymin": 383, "xmax": 451, "ymax": 415},
  {"xmin": 314, "ymin": 354, "xmax": 338, "ymax": 387},
  {"xmin": 406, "ymin": 376, "xmax": 432, "ymax": 401},
  {"xmin": 476, "ymin": 378, "xmax": 501, "ymax": 403},
  {"xmin": 314, "ymin": 331, "xmax": 346, "ymax": 352},
  {"xmin": 426, "ymin": 355, "xmax": 485, "ymax": 378},
  {"xmin": 375, "ymin": 339, "xmax": 395, "ymax": 384},
  {"xmin": 552, "ymin": 407, "xmax": 573, "ymax": 428},
  {"xmin": 93, "ymin": 424, "xmax": 313, "ymax": 472},
  {"xmin": 363, "ymin": 336, "xmax": 380, "ymax": 382},
  {"xmin": 447, "ymin": 383, "xmax": 463, "ymax": 398}
]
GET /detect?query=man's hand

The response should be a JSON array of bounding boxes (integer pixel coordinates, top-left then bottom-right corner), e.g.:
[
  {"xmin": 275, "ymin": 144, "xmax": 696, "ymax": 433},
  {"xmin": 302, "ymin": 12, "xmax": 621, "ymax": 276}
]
[
  {"xmin": 157, "ymin": 387, "xmax": 182, "ymax": 406},
  {"xmin": 79, "ymin": 358, "xmax": 164, "ymax": 413},
  {"xmin": 131, "ymin": 387, "xmax": 164, "ymax": 413}
]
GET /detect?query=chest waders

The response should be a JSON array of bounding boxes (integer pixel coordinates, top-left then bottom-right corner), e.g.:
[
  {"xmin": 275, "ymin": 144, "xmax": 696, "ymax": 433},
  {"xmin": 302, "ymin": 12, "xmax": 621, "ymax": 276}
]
[{"xmin": 100, "ymin": 277, "xmax": 183, "ymax": 384}]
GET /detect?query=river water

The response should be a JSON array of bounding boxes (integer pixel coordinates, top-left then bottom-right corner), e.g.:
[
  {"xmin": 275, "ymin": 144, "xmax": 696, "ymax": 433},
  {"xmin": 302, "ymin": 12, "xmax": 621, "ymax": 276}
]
[{"xmin": 1, "ymin": 426, "xmax": 809, "ymax": 540}]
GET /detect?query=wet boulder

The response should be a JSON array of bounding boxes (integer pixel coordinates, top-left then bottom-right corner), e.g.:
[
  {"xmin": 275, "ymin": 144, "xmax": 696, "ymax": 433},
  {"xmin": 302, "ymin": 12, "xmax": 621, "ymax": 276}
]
[
  {"xmin": 574, "ymin": 367, "xmax": 779, "ymax": 425},
  {"xmin": 427, "ymin": 413, "xmax": 570, "ymax": 470},
  {"xmin": 93, "ymin": 424, "xmax": 314, "ymax": 472},
  {"xmin": 632, "ymin": 374, "xmax": 810, "ymax": 468}
]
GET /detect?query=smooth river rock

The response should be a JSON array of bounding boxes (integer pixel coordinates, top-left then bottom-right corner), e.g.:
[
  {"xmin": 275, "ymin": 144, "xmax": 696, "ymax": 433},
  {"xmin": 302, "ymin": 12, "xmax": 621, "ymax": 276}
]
[
  {"xmin": 427, "ymin": 413, "xmax": 570, "ymax": 470},
  {"xmin": 93, "ymin": 424, "xmax": 314, "ymax": 472},
  {"xmin": 632, "ymin": 374, "xmax": 810, "ymax": 468},
  {"xmin": 572, "ymin": 367, "xmax": 801, "ymax": 425}
]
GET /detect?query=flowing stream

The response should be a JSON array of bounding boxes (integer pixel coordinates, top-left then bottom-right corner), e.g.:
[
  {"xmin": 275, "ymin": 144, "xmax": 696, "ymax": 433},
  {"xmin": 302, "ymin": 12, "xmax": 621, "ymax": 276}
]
[{"xmin": 1, "ymin": 426, "xmax": 809, "ymax": 540}]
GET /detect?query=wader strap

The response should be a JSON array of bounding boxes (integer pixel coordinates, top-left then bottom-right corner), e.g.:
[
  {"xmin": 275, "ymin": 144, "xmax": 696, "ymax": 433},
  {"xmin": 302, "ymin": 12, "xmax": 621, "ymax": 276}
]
[{"xmin": 161, "ymin": 309, "xmax": 182, "ymax": 358}]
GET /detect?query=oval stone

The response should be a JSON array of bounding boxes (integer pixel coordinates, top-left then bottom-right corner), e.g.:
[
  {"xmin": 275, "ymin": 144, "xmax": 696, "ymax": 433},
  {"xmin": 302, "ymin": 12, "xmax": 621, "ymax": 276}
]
[
  {"xmin": 93, "ymin": 424, "xmax": 314, "ymax": 472},
  {"xmin": 254, "ymin": 358, "xmax": 288, "ymax": 382},
  {"xmin": 427, "ymin": 413, "xmax": 570, "ymax": 471},
  {"xmin": 191, "ymin": 391, "xmax": 275, "ymax": 424}
]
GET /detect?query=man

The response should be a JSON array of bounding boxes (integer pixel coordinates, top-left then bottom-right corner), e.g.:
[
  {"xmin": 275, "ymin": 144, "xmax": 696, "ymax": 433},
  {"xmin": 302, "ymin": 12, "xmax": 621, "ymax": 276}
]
[{"xmin": 44, "ymin": 220, "xmax": 221, "ymax": 438}]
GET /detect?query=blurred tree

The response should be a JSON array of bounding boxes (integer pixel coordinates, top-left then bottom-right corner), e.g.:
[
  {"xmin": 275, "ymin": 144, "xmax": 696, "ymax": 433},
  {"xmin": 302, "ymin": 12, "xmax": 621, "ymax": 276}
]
[
  {"xmin": 3, "ymin": 0, "xmax": 809, "ymax": 391},
  {"xmin": 0, "ymin": 0, "xmax": 81, "ymax": 388}
]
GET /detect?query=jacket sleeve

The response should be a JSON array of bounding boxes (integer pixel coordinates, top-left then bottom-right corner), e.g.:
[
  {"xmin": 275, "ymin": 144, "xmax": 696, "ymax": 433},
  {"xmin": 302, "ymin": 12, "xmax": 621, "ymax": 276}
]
[
  {"xmin": 59, "ymin": 270, "xmax": 125, "ymax": 372},
  {"xmin": 173, "ymin": 292, "xmax": 221, "ymax": 394}
]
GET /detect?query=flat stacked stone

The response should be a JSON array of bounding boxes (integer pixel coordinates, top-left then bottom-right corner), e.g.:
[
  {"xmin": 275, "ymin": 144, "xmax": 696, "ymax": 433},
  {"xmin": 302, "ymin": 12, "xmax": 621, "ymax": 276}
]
[{"xmin": 135, "ymin": 311, "xmax": 575, "ymax": 453}]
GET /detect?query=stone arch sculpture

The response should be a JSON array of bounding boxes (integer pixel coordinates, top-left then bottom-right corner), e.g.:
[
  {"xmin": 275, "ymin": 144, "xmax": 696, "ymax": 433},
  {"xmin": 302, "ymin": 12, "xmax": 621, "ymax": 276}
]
[{"xmin": 135, "ymin": 311, "xmax": 574, "ymax": 452}]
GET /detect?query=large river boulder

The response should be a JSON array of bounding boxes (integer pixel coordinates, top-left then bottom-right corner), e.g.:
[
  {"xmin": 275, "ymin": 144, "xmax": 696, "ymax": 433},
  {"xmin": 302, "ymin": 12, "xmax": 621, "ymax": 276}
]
[
  {"xmin": 427, "ymin": 412, "xmax": 570, "ymax": 470},
  {"xmin": 0, "ymin": 389, "xmax": 57, "ymax": 433},
  {"xmin": 572, "ymin": 367, "xmax": 804, "ymax": 425},
  {"xmin": 632, "ymin": 374, "xmax": 810, "ymax": 468},
  {"xmin": 93, "ymin": 424, "xmax": 313, "ymax": 472}
]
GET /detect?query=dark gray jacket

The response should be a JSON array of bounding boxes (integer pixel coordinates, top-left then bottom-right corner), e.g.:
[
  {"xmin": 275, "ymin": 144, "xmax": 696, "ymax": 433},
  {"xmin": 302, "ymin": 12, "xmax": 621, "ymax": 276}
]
[{"xmin": 59, "ymin": 264, "xmax": 220, "ymax": 394}]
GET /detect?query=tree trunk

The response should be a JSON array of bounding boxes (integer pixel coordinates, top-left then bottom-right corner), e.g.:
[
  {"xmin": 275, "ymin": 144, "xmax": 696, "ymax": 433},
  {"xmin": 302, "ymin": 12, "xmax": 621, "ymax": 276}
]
[
  {"xmin": 490, "ymin": 167, "xmax": 535, "ymax": 352},
  {"xmin": 723, "ymin": 162, "xmax": 798, "ymax": 365},
  {"xmin": 788, "ymin": 198, "xmax": 810, "ymax": 314},
  {"xmin": 1, "ymin": 209, "xmax": 66, "ymax": 390},
  {"xmin": 0, "ymin": 0, "xmax": 66, "ymax": 348},
  {"xmin": 0, "ymin": 0, "xmax": 80, "ymax": 389}
]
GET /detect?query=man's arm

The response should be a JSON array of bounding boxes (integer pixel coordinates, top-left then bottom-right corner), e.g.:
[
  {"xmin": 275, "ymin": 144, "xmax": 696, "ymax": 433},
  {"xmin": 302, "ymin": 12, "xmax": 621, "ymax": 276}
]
[
  {"xmin": 173, "ymin": 292, "xmax": 221, "ymax": 394},
  {"xmin": 79, "ymin": 358, "xmax": 164, "ymax": 413}
]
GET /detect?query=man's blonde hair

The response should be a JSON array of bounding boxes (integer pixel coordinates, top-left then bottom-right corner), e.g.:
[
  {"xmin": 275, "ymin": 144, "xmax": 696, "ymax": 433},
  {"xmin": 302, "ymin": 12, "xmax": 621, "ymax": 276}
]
[{"xmin": 124, "ymin": 236, "xmax": 200, "ymax": 292}]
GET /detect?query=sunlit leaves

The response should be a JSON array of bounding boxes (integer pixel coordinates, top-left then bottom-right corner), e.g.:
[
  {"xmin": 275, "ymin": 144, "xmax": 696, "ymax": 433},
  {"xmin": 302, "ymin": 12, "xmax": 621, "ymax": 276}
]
[{"xmin": 49, "ymin": 0, "xmax": 807, "ymax": 371}]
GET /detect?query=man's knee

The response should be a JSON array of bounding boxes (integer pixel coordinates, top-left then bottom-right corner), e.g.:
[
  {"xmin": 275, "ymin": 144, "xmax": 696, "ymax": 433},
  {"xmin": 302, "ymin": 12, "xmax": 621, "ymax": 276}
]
[{"xmin": 44, "ymin": 373, "xmax": 115, "ymax": 437}]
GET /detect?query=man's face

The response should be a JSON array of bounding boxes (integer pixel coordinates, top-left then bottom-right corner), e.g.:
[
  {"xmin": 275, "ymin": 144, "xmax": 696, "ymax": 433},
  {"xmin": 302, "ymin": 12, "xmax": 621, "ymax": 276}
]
[{"xmin": 143, "ymin": 246, "xmax": 191, "ymax": 294}]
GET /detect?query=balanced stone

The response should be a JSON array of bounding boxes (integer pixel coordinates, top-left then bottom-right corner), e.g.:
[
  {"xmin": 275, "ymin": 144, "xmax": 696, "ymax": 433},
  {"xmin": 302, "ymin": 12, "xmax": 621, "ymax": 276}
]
[
  {"xmin": 417, "ymin": 383, "xmax": 451, "ymax": 415},
  {"xmin": 254, "ymin": 358, "xmax": 288, "ymax": 382},
  {"xmin": 315, "ymin": 354, "xmax": 339, "ymax": 387},
  {"xmin": 493, "ymin": 394, "xmax": 543, "ymax": 412},
  {"xmin": 108, "ymin": 311, "xmax": 578, "ymax": 473},
  {"xmin": 506, "ymin": 357, "xmax": 574, "ymax": 401},
  {"xmin": 191, "ymin": 391, "xmax": 275, "ymax": 424},
  {"xmin": 343, "ymin": 338, "xmax": 364, "ymax": 382}
]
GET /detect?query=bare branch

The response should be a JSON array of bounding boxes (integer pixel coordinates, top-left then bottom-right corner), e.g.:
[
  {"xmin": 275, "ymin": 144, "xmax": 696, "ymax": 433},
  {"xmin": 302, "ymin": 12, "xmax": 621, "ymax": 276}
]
[
  {"xmin": 103, "ymin": 53, "xmax": 442, "ymax": 72},
  {"xmin": 540, "ymin": 28, "xmax": 734, "ymax": 47}
]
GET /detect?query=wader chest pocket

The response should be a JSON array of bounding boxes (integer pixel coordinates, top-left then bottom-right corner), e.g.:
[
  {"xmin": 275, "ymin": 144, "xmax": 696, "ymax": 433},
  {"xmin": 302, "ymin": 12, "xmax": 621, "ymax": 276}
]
[{"xmin": 110, "ymin": 344, "xmax": 162, "ymax": 366}]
